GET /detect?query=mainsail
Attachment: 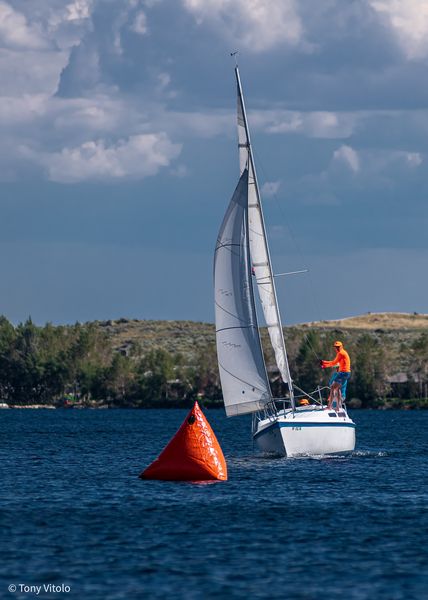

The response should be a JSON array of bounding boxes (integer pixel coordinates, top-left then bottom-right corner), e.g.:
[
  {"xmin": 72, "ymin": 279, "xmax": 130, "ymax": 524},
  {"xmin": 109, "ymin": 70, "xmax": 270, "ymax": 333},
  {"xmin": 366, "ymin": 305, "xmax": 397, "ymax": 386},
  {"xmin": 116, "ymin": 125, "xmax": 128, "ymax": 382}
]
[
  {"xmin": 214, "ymin": 169, "xmax": 271, "ymax": 416},
  {"xmin": 235, "ymin": 67, "xmax": 293, "ymax": 395}
]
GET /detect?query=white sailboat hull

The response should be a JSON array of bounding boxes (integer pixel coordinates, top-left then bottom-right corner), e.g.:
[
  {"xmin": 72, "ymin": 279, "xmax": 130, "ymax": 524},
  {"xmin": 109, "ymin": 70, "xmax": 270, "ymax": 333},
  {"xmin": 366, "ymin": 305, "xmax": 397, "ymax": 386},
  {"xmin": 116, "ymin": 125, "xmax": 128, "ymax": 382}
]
[{"xmin": 253, "ymin": 407, "xmax": 356, "ymax": 457}]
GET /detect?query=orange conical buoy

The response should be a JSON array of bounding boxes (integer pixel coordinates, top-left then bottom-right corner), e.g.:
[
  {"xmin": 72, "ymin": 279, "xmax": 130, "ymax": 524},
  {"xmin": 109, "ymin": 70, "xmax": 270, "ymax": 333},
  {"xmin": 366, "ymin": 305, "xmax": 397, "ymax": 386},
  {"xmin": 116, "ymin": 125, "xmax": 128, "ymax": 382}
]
[{"xmin": 140, "ymin": 401, "xmax": 227, "ymax": 481}]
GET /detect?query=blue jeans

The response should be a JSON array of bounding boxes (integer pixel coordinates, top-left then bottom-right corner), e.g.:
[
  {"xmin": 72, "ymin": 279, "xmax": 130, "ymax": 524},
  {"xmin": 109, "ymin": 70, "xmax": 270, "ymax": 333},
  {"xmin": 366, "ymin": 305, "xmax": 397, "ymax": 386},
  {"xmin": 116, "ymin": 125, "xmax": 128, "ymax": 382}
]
[{"xmin": 329, "ymin": 371, "xmax": 351, "ymax": 400}]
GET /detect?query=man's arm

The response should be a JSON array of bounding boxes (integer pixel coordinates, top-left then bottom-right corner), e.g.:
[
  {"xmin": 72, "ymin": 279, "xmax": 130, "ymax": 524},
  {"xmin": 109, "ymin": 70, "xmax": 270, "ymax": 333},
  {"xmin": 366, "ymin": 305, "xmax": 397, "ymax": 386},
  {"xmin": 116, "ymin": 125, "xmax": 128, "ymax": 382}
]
[{"xmin": 322, "ymin": 355, "xmax": 340, "ymax": 368}]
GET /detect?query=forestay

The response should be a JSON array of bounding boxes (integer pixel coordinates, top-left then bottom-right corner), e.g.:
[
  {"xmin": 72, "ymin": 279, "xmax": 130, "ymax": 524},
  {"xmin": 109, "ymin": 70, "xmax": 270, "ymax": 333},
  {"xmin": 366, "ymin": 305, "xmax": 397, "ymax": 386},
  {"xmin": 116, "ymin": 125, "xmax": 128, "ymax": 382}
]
[
  {"xmin": 236, "ymin": 67, "xmax": 293, "ymax": 390},
  {"xmin": 214, "ymin": 169, "xmax": 271, "ymax": 416}
]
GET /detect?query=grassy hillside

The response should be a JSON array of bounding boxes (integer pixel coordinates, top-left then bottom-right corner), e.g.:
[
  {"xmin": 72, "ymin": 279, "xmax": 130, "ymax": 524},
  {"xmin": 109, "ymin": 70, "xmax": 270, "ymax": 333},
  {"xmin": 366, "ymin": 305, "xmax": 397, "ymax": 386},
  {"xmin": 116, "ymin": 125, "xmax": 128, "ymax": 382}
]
[
  {"xmin": 91, "ymin": 312, "xmax": 428, "ymax": 408},
  {"xmin": 305, "ymin": 312, "xmax": 428, "ymax": 331},
  {"xmin": 96, "ymin": 312, "xmax": 427, "ymax": 362},
  {"xmin": 297, "ymin": 312, "xmax": 428, "ymax": 368},
  {"xmin": 96, "ymin": 318, "xmax": 215, "ymax": 361}
]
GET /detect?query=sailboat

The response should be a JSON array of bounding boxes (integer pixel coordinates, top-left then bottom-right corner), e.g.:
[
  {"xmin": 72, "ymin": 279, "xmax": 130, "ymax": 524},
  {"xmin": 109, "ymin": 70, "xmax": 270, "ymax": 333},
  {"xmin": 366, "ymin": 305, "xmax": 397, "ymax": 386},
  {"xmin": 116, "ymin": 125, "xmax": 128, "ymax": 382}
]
[{"xmin": 213, "ymin": 66, "xmax": 356, "ymax": 457}]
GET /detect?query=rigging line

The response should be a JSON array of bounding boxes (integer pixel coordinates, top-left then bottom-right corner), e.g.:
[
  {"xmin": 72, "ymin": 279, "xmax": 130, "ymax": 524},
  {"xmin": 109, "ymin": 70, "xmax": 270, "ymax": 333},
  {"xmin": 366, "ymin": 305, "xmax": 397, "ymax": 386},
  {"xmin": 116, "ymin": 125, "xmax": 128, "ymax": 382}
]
[
  {"xmin": 253, "ymin": 144, "xmax": 323, "ymax": 323},
  {"xmin": 293, "ymin": 383, "xmax": 323, "ymax": 405},
  {"xmin": 250, "ymin": 148, "xmax": 324, "ymax": 363},
  {"xmin": 302, "ymin": 332, "xmax": 322, "ymax": 361}
]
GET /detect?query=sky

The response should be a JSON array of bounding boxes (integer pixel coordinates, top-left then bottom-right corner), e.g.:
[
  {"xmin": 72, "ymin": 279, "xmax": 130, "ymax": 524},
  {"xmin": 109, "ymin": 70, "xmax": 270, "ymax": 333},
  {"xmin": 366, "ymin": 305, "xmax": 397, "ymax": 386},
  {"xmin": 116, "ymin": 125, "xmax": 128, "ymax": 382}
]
[{"xmin": 0, "ymin": 0, "xmax": 427, "ymax": 326}]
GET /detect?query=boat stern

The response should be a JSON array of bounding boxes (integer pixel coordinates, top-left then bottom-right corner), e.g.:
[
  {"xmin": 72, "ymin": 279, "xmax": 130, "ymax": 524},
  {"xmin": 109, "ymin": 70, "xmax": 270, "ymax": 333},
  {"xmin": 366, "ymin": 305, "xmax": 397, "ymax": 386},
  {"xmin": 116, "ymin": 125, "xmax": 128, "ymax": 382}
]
[{"xmin": 254, "ymin": 407, "xmax": 356, "ymax": 457}]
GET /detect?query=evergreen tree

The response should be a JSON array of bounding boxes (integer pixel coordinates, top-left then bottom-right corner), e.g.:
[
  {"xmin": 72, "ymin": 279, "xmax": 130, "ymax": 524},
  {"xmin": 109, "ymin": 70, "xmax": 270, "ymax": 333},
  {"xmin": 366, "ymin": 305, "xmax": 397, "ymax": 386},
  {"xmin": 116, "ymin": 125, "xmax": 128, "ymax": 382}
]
[
  {"xmin": 136, "ymin": 349, "xmax": 176, "ymax": 406},
  {"xmin": 294, "ymin": 331, "xmax": 324, "ymax": 394},
  {"xmin": 352, "ymin": 334, "xmax": 389, "ymax": 405},
  {"xmin": 409, "ymin": 333, "xmax": 428, "ymax": 399}
]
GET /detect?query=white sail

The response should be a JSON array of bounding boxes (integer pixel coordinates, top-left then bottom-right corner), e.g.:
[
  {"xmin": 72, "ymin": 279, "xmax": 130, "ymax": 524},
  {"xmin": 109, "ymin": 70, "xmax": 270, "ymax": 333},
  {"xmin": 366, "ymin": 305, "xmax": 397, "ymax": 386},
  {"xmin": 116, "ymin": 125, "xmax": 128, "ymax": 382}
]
[
  {"xmin": 235, "ymin": 67, "xmax": 293, "ymax": 391},
  {"xmin": 214, "ymin": 168, "xmax": 271, "ymax": 416}
]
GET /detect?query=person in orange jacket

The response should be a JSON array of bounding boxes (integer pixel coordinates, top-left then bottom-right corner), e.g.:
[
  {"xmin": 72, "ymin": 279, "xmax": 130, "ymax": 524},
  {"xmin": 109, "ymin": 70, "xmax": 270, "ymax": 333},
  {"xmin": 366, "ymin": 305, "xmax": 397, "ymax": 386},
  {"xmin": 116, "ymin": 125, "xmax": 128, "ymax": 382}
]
[{"xmin": 320, "ymin": 341, "xmax": 351, "ymax": 411}]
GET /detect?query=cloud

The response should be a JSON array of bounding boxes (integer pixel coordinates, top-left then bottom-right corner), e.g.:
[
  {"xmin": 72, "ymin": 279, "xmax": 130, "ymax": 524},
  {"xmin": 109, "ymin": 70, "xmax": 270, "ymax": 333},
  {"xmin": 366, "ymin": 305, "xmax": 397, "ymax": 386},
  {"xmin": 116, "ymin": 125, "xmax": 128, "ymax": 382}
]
[
  {"xmin": 0, "ymin": 1, "xmax": 47, "ymax": 49},
  {"xmin": 142, "ymin": 0, "xmax": 162, "ymax": 7},
  {"xmin": 290, "ymin": 144, "xmax": 424, "ymax": 209},
  {"xmin": 182, "ymin": 0, "xmax": 304, "ymax": 52},
  {"xmin": 333, "ymin": 145, "xmax": 360, "ymax": 173},
  {"xmin": 0, "ymin": 49, "xmax": 68, "ymax": 96},
  {"xmin": 362, "ymin": 149, "xmax": 424, "ymax": 174},
  {"xmin": 261, "ymin": 180, "xmax": 280, "ymax": 197},
  {"xmin": 0, "ymin": 1, "xmax": 188, "ymax": 182},
  {"xmin": 34, "ymin": 133, "xmax": 182, "ymax": 183},
  {"xmin": 324, "ymin": 145, "xmax": 422, "ymax": 190},
  {"xmin": 0, "ymin": 1, "xmax": 93, "ymax": 96},
  {"xmin": 370, "ymin": 0, "xmax": 428, "ymax": 59},
  {"xmin": 65, "ymin": 0, "xmax": 91, "ymax": 22},
  {"xmin": 1, "ymin": 0, "xmax": 427, "ymax": 188},
  {"xmin": 131, "ymin": 11, "xmax": 148, "ymax": 35},
  {"xmin": 57, "ymin": 39, "xmax": 102, "ymax": 96},
  {"xmin": 160, "ymin": 110, "xmax": 232, "ymax": 138},
  {"xmin": 262, "ymin": 110, "xmax": 356, "ymax": 139},
  {"xmin": 155, "ymin": 72, "xmax": 177, "ymax": 98},
  {"xmin": 370, "ymin": 1, "xmax": 428, "ymax": 58},
  {"xmin": 405, "ymin": 152, "xmax": 422, "ymax": 167}
]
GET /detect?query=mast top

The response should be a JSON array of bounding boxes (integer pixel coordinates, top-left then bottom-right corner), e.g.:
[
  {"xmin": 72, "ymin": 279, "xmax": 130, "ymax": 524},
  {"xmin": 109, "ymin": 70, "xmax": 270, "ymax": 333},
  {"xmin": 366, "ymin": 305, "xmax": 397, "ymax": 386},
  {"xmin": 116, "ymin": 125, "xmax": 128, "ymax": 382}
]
[{"xmin": 230, "ymin": 50, "xmax": 239, "ymax": 68}]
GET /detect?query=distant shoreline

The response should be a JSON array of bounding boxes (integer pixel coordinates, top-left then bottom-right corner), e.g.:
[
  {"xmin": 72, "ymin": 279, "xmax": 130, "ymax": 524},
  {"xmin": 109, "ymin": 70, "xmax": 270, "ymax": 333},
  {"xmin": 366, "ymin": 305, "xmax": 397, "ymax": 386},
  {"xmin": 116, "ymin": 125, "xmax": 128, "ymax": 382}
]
[{"xmin": 4, "ymin": 402, "xmax": 427, "ymax": 410}]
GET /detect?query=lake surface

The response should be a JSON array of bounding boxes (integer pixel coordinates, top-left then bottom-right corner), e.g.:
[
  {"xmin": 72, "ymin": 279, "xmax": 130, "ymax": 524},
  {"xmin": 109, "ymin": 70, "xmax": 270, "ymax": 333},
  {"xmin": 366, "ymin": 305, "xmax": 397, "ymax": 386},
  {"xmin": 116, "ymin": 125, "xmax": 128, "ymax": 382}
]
[{"xmin": 0, "ymin": 409, "xmax": 427, "ymax": 599}]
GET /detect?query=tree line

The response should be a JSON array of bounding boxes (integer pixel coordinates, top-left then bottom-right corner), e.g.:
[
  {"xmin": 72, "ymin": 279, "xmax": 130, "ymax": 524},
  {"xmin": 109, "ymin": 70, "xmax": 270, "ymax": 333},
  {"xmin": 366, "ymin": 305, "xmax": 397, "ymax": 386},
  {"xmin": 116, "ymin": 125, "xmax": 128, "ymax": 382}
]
[{"xmin": 0, "ymin": 316, "xmax": 427, "ymax": 408}]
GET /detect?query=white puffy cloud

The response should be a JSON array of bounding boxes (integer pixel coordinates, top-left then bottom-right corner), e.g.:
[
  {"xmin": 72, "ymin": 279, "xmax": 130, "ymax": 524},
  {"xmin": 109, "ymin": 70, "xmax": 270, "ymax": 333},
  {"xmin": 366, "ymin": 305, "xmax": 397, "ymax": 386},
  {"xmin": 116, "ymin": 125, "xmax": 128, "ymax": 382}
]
[
  {"xmin": 0, "ymin": 0, "xmax": 427, "ymax": 186},
  {"xmin": 65, "ymin": 0, "xmax": 91, "ymax": 22},
  {"xmin": 262, "ymin": 110, "xmax": 356, "ymax": 139},
  {"xmin": 0, "ymin": 90, "xmax": 186, "ymax": 182},
  {"xmin": 183, "ymin": 0, "xmax": 303, "ymax": 52},
  {"xmin": 34, "ymin": 133, "xmax": 182, "ymax": 183},
  {"xmin": 0, "ymin": 94, "xmax": 48, "ymax": 128},
  {"xmin": 370, "ymin": 0, "xmax": 428, "ymax": 59},
  {"xmin": 0, "ymin": 1, "xmax": 93, "ymax": 95},
  {"xmin": 333, "ymin": 145, "xmax": 360, "ymax": 173},
  {"xmin": 0, "ymin": 94, "xmax": 136, "ymax": 137},
  {"xmin": 0, "ymin": 1, "xmax": 185, "ymax": 182},
  {"xmin": 0, "ymin": 1, "xmax": 47, "ymax": 49}
]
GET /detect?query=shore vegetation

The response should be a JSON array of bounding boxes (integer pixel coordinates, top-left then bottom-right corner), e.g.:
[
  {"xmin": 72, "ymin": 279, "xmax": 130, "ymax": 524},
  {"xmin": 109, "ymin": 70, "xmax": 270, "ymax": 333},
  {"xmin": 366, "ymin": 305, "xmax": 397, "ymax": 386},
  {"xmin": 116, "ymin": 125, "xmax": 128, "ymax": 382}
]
[{"xmin": 0, "ymin": 313, "xmax": 427, "ymax": 409}]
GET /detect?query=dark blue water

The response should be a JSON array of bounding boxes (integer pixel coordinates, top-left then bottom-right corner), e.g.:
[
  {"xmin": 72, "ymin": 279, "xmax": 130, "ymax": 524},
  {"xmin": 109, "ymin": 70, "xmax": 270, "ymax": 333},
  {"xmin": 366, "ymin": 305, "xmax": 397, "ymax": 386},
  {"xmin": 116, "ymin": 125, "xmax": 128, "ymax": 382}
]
[{"xmin": 0, "ymin": 409, "xmax": 427, "ymax": 600}]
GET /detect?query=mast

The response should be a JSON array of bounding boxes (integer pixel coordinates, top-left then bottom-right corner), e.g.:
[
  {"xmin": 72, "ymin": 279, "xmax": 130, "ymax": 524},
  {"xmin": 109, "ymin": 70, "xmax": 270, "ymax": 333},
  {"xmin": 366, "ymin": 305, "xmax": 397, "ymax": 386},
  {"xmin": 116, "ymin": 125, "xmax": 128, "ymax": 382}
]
[{"xmin": 234, "ymin": 65, "xmax": 295, "ymax": 410}]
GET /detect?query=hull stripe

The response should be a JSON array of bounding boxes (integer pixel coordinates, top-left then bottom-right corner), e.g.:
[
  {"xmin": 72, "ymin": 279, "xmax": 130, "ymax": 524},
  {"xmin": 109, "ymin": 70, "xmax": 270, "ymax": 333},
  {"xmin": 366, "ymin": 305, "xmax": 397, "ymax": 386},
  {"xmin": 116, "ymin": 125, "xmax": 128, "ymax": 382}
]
[{"xmin": 254, "ymin": 421, "xmax": 356, "ymax": 438}]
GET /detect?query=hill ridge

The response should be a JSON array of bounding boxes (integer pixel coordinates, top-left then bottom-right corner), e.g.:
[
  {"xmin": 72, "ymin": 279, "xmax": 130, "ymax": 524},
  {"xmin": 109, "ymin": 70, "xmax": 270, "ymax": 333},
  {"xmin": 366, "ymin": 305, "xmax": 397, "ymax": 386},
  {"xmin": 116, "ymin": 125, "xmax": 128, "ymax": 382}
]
[{"xmin": 302, "ymin": 312, "xmax": 428, "ymax": 330}]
